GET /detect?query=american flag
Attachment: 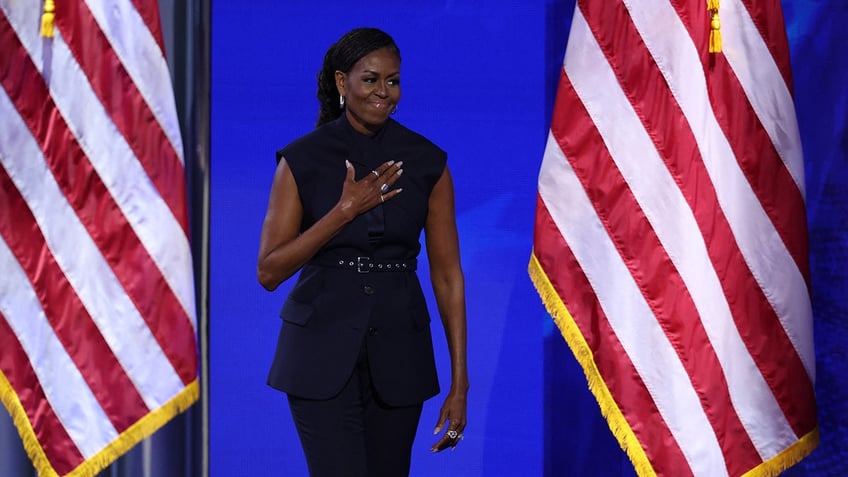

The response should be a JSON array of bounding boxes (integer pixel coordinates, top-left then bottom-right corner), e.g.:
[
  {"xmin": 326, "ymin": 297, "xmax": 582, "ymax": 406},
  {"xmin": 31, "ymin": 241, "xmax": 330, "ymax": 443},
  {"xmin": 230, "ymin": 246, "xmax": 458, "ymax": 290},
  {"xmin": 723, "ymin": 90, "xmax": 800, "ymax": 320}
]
[
  {"xmin": 530, "ymin": 0, "xmax": 817, "ymax": 475},
  {"xmin": 0, "ymin": 1, "xmax": 198, "ymax": 476}
]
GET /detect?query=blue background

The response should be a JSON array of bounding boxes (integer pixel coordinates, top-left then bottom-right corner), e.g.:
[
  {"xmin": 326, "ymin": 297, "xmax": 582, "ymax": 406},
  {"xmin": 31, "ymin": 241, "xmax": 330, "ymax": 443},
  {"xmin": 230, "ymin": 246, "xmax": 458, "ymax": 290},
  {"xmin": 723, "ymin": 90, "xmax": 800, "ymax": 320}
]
[{"xmin": 209, "ymin": 1, "xmax": 847, "ymax": 475}]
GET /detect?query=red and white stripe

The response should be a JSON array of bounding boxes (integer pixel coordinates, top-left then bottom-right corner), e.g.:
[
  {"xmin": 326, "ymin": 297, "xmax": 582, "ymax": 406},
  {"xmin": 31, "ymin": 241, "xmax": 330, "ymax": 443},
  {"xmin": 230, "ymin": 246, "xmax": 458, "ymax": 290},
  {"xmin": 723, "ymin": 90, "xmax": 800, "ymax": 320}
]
[
  {"xmin": 0, "ymin": 1, "xmax": 197, "ymax": 476},
  {"xmin": 530, "ymin": 1, "xmax": 817, "ymax": 476}
]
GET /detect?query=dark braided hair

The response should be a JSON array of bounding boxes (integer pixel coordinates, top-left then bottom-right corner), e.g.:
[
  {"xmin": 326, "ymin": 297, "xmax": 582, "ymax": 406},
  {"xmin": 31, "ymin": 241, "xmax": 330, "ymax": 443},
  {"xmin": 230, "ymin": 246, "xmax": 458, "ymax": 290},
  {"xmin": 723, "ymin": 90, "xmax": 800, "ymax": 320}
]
[{"xmin": 316, "ymin": 28, "xmax": 400, "ymax": 127}]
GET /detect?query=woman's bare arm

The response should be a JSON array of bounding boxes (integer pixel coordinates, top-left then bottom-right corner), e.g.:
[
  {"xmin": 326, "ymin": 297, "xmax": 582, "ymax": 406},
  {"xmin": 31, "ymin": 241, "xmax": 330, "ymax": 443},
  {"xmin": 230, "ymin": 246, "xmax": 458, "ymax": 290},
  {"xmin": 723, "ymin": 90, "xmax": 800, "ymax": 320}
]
[
  {"xmin": 257, "ymin": 158, "xmax": 403, "ymax": 290},
  {"xmin": 425, "ymin": 166, "xmax": 469, "ymax": 452}
]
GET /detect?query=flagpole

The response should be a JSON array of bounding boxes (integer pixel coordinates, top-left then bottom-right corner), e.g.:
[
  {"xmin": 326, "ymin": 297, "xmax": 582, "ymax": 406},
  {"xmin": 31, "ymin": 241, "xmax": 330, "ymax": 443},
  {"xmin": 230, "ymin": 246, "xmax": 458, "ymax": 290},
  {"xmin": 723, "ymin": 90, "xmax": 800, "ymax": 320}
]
[
  {"xmin": 156, "ymin": 0, "xmax": 211, "ymax": 475},
  {"xmin": 186, "ymin": 0, "xmax": 211, "ymax": 475}
]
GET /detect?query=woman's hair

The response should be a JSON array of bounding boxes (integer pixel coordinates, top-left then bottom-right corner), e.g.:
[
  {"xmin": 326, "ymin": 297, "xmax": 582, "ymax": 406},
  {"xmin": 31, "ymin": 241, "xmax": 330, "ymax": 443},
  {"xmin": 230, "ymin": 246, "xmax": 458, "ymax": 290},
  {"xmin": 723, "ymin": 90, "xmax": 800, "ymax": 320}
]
[{"xmin": 316, "ymin": 28, "xmax": 400, "ymax": 127}]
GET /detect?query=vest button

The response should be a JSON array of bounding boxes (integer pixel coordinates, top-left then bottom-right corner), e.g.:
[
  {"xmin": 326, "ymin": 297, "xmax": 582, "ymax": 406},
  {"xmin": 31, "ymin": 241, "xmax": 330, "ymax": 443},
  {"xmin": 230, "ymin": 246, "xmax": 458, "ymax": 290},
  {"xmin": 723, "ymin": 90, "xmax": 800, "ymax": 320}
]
[
  {"xmin": 363, "ymin": 285, "xmax": 375, "ymax": 295},
  {"xmin": 368, "ymin": 327, "xmax": 379, "ymax": 336}
]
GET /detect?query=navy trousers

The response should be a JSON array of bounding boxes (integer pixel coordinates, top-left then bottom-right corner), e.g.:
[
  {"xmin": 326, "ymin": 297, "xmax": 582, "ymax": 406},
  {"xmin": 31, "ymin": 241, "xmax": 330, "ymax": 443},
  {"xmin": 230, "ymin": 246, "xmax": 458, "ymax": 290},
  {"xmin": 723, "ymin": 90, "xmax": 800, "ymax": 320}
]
[{"xmin": 287, "ymin": 344, "xmax": 424, "ymax": 477}]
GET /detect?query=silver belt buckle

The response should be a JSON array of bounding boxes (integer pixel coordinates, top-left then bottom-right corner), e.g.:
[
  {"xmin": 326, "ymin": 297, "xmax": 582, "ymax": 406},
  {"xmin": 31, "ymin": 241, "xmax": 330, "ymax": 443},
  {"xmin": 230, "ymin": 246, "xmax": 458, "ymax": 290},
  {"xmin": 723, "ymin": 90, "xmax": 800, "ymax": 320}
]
[{"xmin": 356, "ymin": 256, "xmax": 371, "ymax": 273}]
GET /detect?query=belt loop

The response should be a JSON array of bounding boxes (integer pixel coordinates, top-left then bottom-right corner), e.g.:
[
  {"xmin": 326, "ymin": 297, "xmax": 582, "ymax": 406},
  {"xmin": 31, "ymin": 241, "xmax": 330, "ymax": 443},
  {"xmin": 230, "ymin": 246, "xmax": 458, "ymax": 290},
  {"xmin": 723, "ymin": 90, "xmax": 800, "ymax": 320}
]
[{"xmin": 356, "ymin": 256, "xmax": 371, "ymax": 273}]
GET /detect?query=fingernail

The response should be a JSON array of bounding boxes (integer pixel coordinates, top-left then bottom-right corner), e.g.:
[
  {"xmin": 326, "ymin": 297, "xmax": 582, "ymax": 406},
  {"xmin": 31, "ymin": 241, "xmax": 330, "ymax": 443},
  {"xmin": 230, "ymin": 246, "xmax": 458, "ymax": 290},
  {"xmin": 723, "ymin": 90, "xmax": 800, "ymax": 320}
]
[
  {"xmin": 433, "ymin": 427, "xmax": 440, "ymax": 435},
  {"xmin": 387, "ymin": 160, "xmax": 395, "ymax": 166},
  {"xmin": 396, "ymin": 188, "xmax": 403, "ymax": 193},
  {"xmin": 345, "ymin": 160, "xmax": 351, "ymax": 167},
  {"xmin": 397, "ymin": 169, "xmax": 404, "ymax": 176},
  {"xmin": 397, "ymin": 161, "xmax": 404, "ymax": 167}
]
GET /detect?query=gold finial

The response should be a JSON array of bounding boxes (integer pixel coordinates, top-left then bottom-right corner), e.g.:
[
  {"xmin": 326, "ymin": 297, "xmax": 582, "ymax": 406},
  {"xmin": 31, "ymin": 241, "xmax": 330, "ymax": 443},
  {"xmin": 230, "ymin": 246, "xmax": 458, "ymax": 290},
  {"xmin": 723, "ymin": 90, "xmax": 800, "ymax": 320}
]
[
  {"xmin": 708, "ymin": 0, "xmax": 722, "ymax": 53},
  {"xmin": 41, "ymin": 0, "xmax": 56, "ymax": 38}
]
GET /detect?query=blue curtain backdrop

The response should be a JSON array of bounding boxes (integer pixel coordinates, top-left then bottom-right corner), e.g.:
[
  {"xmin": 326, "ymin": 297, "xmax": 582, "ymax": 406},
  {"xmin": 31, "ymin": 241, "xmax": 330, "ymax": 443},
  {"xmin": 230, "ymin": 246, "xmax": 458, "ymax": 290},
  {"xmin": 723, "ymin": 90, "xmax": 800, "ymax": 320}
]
[{"xmin": 208, "ymin": 2, "xmax": 846, "ymax": 477}]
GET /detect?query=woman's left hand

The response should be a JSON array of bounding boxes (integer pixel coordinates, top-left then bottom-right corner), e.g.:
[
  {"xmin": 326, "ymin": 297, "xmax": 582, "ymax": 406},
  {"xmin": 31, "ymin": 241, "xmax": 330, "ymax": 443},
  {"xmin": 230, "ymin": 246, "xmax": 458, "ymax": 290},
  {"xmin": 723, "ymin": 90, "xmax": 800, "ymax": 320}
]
[{"xmin": 430, "ymin": 387, "xmax": 468, "ymax": 452}]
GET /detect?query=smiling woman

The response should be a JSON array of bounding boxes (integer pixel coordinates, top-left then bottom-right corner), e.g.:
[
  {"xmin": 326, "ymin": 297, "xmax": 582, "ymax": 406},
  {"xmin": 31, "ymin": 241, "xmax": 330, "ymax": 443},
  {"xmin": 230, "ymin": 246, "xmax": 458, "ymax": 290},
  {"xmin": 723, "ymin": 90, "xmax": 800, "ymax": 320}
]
[
  {"xmin": 256, "ymin": 27, "xmax": 469, "ymax": 477},
  {"xmin": 335, "ymin": 47, "xmax": 401, "ymax": 135}
]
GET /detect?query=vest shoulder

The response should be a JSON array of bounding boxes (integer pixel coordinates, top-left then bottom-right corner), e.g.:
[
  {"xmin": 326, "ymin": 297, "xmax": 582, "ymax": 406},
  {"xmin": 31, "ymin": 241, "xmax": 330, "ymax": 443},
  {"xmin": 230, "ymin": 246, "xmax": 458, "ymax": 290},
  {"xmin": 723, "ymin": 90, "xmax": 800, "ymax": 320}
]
[
  {"xmin": 275, "ymin": 121, "xmax": 346, "ymax": 164},
  {"xmin": 387, "ymin": 120, "xmax": 446, "ymax": 158}
]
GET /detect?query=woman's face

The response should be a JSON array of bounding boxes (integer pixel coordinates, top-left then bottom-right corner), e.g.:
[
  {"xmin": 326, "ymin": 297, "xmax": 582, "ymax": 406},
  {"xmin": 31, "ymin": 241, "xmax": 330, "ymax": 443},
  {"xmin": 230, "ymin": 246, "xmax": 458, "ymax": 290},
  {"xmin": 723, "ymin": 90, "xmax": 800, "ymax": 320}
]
[{"xmin": 336, "ymin": 47, "xmax": 401, "ymax": 135}]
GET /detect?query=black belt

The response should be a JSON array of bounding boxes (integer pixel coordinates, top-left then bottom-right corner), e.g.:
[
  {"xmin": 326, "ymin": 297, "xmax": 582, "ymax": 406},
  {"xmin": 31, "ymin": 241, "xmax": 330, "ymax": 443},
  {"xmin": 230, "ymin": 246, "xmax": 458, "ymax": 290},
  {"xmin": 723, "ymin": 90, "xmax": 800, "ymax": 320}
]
[{"xmin": 308, "ymin": 256, "xmax": 417, "ymax": 273}]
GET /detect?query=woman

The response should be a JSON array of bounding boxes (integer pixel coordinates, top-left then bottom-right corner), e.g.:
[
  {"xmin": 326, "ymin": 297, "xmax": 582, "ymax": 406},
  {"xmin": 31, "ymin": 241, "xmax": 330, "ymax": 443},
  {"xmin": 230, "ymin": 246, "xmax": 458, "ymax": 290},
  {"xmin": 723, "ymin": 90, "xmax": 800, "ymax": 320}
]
[{"xmin": 257, "ymin": 27, "xmax": 469, "ymax": 476}]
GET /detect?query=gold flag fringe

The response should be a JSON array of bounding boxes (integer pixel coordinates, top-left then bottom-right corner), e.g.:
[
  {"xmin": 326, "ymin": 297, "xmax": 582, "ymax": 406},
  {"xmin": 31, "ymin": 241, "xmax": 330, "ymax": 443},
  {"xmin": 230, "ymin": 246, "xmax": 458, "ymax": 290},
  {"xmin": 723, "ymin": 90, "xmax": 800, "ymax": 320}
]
[
  {"xmin": 528, "ymin": 252, "xmax": 657, "ymax": 477},
  {"xmin": 741, "ymin": 428, "xmax": 819, "ymax": 477},
  {"xmin": 1, "ymin": 370, "xmax": 199, "ymax": 477},
  {"xmin": 0, "ymin": 372, "xmax": 56, "ymax": 476},
  {"xmin": 530, "ymin": 251, "xmax": 819, "ymax": 476}
]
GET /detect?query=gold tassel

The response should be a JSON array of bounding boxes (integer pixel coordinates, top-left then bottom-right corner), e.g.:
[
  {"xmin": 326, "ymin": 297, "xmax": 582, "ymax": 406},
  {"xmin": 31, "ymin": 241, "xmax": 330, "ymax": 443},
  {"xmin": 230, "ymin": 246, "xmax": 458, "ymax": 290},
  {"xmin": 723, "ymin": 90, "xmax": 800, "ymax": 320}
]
[
  {"xmin": 40, "ymin": 0, "xmax": 56, "ymax": 38},
  {"xmin": 709, "ymin": 11, "xmax": 722, "ymax": 53},
  {"xmin": 708, "ymin": 0, "xmax": 722, "ymax": 53}
]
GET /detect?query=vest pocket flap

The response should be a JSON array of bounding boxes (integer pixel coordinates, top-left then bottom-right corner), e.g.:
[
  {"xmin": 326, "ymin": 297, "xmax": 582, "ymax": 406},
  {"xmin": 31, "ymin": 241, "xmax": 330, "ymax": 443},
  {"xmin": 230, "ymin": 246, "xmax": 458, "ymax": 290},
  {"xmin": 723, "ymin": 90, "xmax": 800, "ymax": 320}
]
[{"xmin": 279, "ymin": 299, "xmax": 313, "ymax": 326}]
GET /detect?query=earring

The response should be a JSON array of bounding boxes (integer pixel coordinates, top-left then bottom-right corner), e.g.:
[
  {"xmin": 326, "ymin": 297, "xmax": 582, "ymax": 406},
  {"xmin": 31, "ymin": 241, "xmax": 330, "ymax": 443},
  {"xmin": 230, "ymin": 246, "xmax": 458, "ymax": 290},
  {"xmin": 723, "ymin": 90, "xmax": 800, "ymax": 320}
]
[
  {"xmin": 391, "ymin": 105, "xmax": 397, "ymax": 115},
  {"xmin": 339, "ymin": 96, "xmax": 345, "ymax": 109}
]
